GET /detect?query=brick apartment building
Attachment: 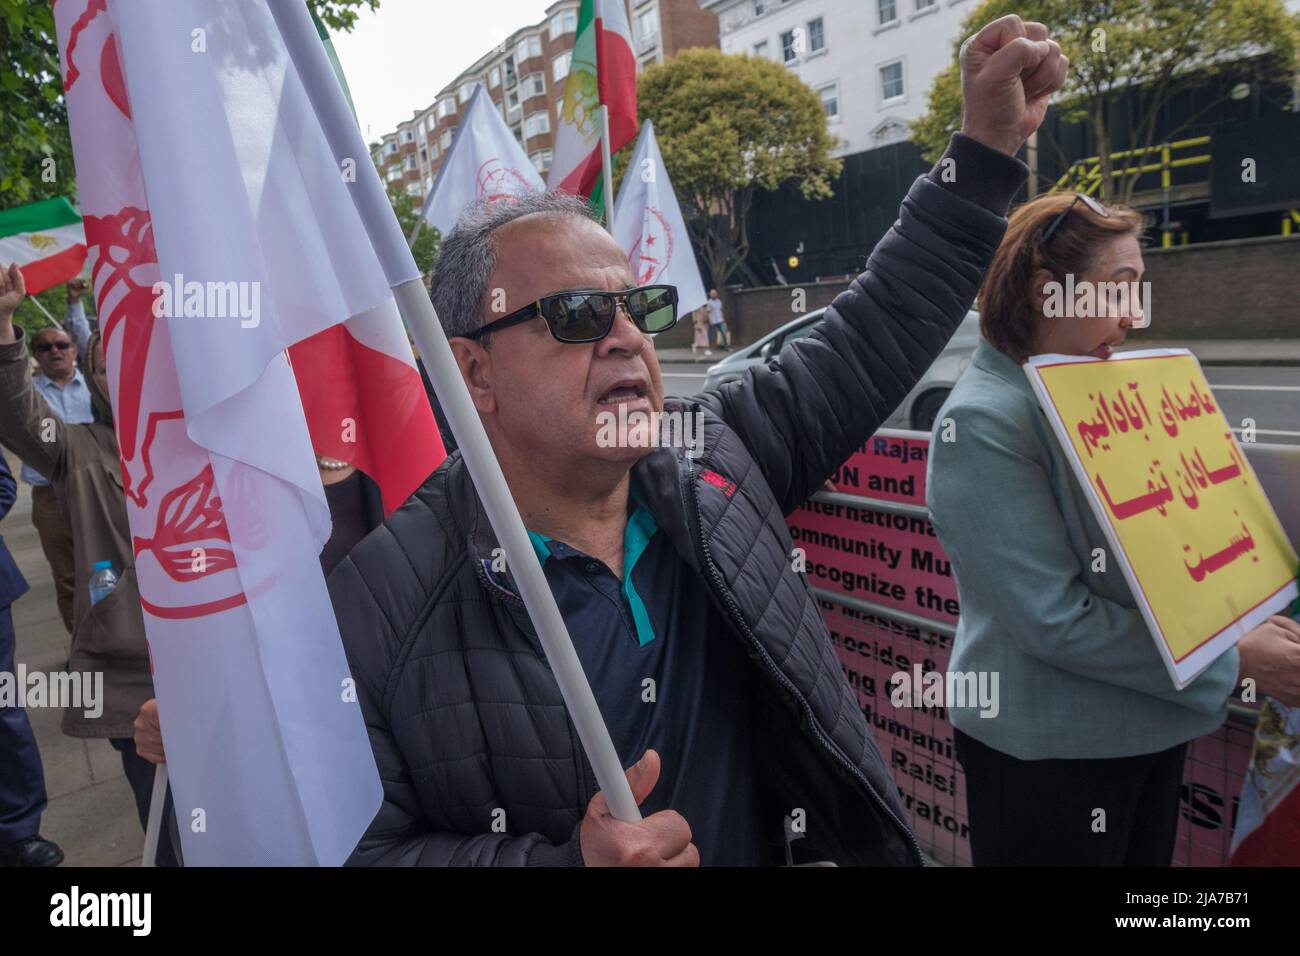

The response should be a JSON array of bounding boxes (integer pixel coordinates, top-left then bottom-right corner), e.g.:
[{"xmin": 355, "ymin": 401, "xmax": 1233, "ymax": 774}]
[{"xmin": 373, "ymin": 0, "xmax": 719, "ymax": 206}]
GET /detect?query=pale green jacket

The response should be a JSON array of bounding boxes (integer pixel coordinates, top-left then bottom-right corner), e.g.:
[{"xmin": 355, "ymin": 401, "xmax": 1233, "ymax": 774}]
[{"xmin": 926, "ymin": 339, "xmax": 1237, "ymax": 760}]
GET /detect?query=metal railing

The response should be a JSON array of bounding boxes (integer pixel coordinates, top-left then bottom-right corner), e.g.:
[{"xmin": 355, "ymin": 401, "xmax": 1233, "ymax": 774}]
[{"xmin": 1049, "ymin": 135, "xmax": 1213, "ymax": 247}]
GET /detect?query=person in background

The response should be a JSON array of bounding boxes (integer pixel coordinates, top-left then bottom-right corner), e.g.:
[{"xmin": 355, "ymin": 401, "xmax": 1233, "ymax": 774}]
[
  {"xmin": 0, "ymin": 265, "xmax": 171, "ymax": 865},
  {"xmin": 926, "ymin": 191, "xmax": 1300, "ymax": 866},
  {"xmin": 705, "ymin": 288, "xmax": 729, "ymax": 352},
  {"xmin": 0, "ymin": 451, "xmax": 64, "ymax": 867},
  {"xmin": 20, "ymin": 277, "xmax": 94, "ymax": 635},
  {"xmin": 691, "ymin": 307, "xmax": 711, "ymax": 356}
]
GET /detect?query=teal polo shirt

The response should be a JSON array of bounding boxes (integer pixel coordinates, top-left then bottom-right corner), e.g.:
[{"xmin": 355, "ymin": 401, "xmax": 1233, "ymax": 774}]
[{"xmin": 510, "ymin": 501, "xmax": 771, "ymax": 865}]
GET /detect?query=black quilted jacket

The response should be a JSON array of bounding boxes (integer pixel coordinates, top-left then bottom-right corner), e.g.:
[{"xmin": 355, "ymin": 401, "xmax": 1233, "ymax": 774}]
[{"xmin": 330, "ymin": 139, "xmax": 1025, "ymax": 866}]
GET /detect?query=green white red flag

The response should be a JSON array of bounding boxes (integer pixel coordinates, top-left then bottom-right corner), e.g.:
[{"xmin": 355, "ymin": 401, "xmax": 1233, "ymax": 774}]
[
  {"xmin": 0, "ymin": 197, "xmax": 88, "ymax": 295},
  {"xmin": 548, "ymin": 0, "xmax": 637, "ymax": 218}
]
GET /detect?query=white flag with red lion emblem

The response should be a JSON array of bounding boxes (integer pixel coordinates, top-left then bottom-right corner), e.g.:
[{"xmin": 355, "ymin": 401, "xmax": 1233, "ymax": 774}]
[
  {"xmin": 611, "ymin": 121, "xmax": 706, "ymax": 317},
  {"xmin": 419, "ymin": 83, "xmax": 544, "ymax": 236},
  {"xmin": 53, "ymin": 0, "xmax": 445, "ymax": 864}
]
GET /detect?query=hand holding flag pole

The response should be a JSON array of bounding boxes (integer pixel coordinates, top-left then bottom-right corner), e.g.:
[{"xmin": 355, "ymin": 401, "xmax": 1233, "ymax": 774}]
[{"xmin": 272, "ymin": 0, "xmax": 641, "ymax": 824}]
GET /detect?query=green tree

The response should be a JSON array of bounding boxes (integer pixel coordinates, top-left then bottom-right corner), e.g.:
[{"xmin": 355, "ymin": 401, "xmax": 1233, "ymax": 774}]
[
  {"xmin": 0, "ymin": 0, "xmax": 72, "ymax": 205},
  {"xmin": 635, "ymin": 49, "xmax": 843, "ymax": 290},
  {"xmin": 388, "ymin": 183, "xmax": 440, "ymax": 277},
  {"xmin": 0, "ymin": 0, "xmax": 378, "ymax": 205},
  {"xmin": 912, "ymin": 0, "xmax": 1300, "ymax": 202}
]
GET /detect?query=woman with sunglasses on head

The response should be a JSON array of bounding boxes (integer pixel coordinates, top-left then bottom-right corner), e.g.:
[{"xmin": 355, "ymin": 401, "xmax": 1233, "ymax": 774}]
[{"xmin": 926, "ymin": 193, "xmax": 1300, "ymax": 866}]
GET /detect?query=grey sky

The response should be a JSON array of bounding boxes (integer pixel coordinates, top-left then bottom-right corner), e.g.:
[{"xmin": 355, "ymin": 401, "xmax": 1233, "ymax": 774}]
[{"xmin": 331, "ymin": 0, "xmax": 557, "ymax": 145}]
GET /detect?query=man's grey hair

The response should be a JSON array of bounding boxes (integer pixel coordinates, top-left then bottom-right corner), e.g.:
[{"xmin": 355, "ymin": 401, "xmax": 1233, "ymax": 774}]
[{"xmin": 430, "ymin": 190, "xmax": 596, "ymax": 345}]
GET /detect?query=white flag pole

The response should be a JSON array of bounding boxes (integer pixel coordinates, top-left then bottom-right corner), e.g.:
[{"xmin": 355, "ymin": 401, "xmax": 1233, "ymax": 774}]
[
  {"xmin": 140, "ymin": 763, "xmax": 168, "ymax": 867},
  {"xmin": 599, "ymin": 104, "xmax": 615, "ymax": 232},
  {"xmin": 273, "ymin": 1, "xmax": 641, "ymax": 824},
  {"xmin": 26, "ymin": 295, "xmax": 60, "ymax": 327}
]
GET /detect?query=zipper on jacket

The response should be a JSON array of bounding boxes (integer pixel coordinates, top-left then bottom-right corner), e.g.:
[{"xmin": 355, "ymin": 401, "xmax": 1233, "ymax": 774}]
[{"xmin": 682, "ymin": 454, "xmax": 925, "ymax": 866}]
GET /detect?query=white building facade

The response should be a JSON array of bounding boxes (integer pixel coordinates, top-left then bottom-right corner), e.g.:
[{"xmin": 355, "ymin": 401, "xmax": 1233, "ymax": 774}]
[{"xmin": 701, "ymin": 0, "xmax": 978, "ymax": 156}]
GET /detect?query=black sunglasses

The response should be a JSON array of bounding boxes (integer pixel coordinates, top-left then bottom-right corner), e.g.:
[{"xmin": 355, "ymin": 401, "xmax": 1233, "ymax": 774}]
[
  {"xmin": 34, "ymin": 341, "xmax": 74, "ymax": 354},
  {"xmin": 465, "ymin": 284, "xmax": 679, "ymax": 344},
  {"xmin": 1041, "ymin": 192, "xmax": 1109, "ymax": 245}
]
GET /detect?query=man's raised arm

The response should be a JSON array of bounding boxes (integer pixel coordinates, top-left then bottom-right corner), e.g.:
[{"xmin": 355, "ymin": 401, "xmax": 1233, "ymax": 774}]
[{"xmin": 695, "ymin": 16, "xmax": 1066, "ymax": 514}]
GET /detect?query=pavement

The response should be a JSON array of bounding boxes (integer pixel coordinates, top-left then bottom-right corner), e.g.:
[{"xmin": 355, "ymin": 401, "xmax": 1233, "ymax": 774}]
[
  {"xmin": 3, "ymin": 448, "xmax": 145, "ymax": 868},
  {"xmin": 654, "ymin": 339, "xmax": 1300, "ymax": 366}
]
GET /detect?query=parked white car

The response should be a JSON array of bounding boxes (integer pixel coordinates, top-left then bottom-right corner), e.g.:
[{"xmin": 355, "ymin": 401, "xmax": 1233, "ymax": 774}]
[{"xmin": 702, "ymin": 308, "xmax": 981, "ymax": 431}]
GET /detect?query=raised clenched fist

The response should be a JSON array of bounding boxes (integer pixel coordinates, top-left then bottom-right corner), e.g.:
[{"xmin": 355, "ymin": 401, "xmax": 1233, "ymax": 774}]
[{"xmin": 959, "ymin": 15, "xmax": 1069, "ymax": 157}]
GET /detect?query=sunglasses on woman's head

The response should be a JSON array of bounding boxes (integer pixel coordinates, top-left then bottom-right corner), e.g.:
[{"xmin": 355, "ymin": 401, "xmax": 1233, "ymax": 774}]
[
  {"xmin": 1041, "ymin": 192, "xmax": 1109, "ymax": 246},
  {"xmin": 464, "ymin": 284, "xmax": 679, "ymax": 344}
]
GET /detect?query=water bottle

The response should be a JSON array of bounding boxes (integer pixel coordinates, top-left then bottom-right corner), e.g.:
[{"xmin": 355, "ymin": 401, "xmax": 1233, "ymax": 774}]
[{"xmin": 88, "ymin": 560, "xmax": 118, "ymax": 606}]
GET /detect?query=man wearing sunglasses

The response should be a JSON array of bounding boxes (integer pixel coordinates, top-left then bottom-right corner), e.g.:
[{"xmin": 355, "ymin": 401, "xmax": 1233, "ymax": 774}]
[{"xmin": 331, "ymin": 14, "xmax": 1067, "ymax": 867}]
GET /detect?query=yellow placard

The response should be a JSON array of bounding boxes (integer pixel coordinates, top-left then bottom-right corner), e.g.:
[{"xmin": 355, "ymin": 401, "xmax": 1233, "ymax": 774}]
[{"xmin": 1027, "ymin": 349, "xmax": 1298, "ymax": 688}]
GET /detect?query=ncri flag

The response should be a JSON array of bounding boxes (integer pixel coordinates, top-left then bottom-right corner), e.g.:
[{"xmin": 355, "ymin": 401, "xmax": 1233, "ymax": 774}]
[
  {"xmin": 54, "ymin": 0, "xmax": 444, "ymax": 864},
  {"xmin": 419, "ymin": 83, "xmax": 543, "ymax": 236},
  {"xmin": 611, "ymin": 121, "xmax": 707, "ymax": 317}
]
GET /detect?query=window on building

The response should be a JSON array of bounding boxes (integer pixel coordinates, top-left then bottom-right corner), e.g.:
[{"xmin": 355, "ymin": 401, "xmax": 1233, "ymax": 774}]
[
  {"xmin": 524, "ymin": 72, "xmax": 546, "ymax": 99},
  {"xmin": 516, "ymin": 35, "xmax": 542, "ymax": 65},
  {"xmin": 400, "ymin": 128, "xmax": 414, "ymax": 144},
  {"xmin": 753, "ymin": 40, "xmax": 769, "ymax": 58},
  {"xmin": 523, "ymin": 111, "xmax": 550, "ymax": 139},
  {"xmin": 530, "ymin": 149, "xmax": 553, "ymax": 173},
  {"xmin": 490, "ymin": 66, "xmax": 501, "ymax": 87},
  {"xmin": 429, "ymin": 142, "xmax": 439, "ymax": 161},
  {"xmin": 386, "ymin": 167, "xmax": 401, "ymax": 182},
  {"xmin": 405, "ymin": 181, "xmax": 423, "ymax": 197},
  {"xmin": 880, "ymin": 60, "xmax": 904, "ymax": 101},
  {"xmin": 879, "ymin": 0, "xmax": 897, "ymax": 24},
  {"xmin": 553, "ymin": 51, "xmax": 572, "ymax": 83},
  {"xmin": 818, "ymin": 82, "xmax": 839, "ymax": 120},
  {"xmin": 437, "ymin": 98, "xmax": 455, "ymax": 119},
  {"xmin": 504, "ymin": 57, "xmax": 517, "ymax": 86},
  {"xmin": 916, "ymin": 0, "xmax": 936, "ymax": 9},
  {"xmin": 549, "ymin": 8, "xmax": 577, "ymax": 39},
  {"xmin": 808, "ymin": 17, "xmax": 825, "ymax": 53},
  {"xmin": 404, "ymin": 155, "xmax": 416, "ymax": 170},
  {"xmin": 780, "ymin": 30, "xmax": 797, "ymax": 62},
  {"xmin": 458, "ymin": 82, "xmax": 475, "ymax": 104},
  {"xmin": 754, "ymin": 0, "xmax": 765, "ymax": 14},
  {"xmin": 635, "ymin": 9, "xmax": 658, "ymax": 47},
  {"xmin": 418, "ymin": 146, "xmax": 427, "ymax": 162},
  {"xmin": 383, "ymin": 140, "xmax": 397, "ymax": 155},
  {"xmin": 440, "ymin": 129, "xmax": 453, "ymax": 150}
]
